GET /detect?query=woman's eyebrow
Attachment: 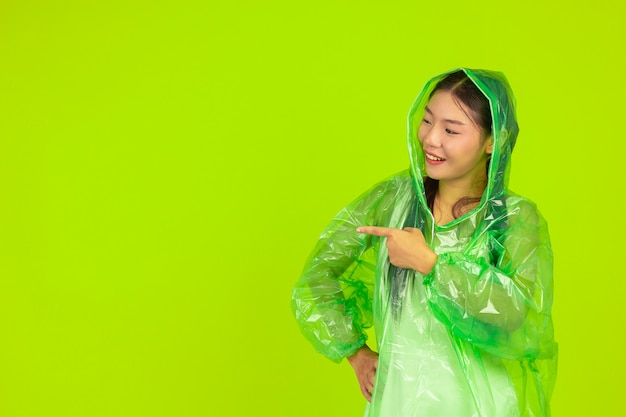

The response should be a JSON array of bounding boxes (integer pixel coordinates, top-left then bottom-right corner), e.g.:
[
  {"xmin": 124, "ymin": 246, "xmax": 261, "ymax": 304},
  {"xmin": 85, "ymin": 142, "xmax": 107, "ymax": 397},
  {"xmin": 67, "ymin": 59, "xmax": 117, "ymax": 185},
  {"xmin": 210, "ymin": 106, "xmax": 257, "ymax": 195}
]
[{"xmin": 424, "ymin": 106, "xmax": 466, "ymax": 125}]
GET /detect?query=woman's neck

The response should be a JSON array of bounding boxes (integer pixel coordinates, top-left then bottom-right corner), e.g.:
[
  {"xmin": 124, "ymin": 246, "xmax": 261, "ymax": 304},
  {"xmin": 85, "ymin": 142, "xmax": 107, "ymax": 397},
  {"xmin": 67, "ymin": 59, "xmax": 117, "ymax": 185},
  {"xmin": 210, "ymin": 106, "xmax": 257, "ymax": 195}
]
[
  {"xmin": 433, "ymin": 177, "xmax": 486, "ymax": 225},
  {"xmin": 437, "ymin": 178, "xmax": 484, "ymax": 206}
]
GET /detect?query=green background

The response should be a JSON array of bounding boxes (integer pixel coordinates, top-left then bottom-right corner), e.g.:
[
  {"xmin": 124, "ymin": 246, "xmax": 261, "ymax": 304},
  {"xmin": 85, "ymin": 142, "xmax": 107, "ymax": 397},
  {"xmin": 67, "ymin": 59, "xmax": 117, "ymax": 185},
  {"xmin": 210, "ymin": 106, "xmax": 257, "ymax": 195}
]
[{"xmin": 1, "ymin": 0, "xmax": 624, "ymax": 416}]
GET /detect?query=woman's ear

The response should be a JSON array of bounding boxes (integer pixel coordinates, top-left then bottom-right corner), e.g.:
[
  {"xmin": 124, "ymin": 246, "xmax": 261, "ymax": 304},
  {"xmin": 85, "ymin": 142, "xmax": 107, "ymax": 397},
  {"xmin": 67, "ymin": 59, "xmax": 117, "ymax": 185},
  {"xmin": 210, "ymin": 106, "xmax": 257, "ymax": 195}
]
[{"xmin": 485, "ymin": 137, "xmax": 493, "ymax": 154}]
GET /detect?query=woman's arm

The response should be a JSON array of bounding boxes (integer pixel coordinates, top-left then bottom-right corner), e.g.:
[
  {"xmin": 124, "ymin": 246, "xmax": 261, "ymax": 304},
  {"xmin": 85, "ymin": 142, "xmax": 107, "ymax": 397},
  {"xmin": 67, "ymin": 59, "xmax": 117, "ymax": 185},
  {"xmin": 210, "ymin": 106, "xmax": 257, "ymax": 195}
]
[
  {"xmin": 291, "ymin": 176, "xmax": 407, "ymax": 362},
  {"xmin": 425, "ymin": 198, "xmax": 555, "ymax": 360}
]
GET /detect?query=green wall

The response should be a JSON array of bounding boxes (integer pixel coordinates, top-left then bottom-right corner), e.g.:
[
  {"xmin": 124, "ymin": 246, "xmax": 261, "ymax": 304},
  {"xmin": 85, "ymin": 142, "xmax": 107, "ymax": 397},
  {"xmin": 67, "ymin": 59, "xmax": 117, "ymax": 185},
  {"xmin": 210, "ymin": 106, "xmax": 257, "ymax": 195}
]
[{"xmin": 1, "ymin": 1, "xmax": 624, "ymax": 416}]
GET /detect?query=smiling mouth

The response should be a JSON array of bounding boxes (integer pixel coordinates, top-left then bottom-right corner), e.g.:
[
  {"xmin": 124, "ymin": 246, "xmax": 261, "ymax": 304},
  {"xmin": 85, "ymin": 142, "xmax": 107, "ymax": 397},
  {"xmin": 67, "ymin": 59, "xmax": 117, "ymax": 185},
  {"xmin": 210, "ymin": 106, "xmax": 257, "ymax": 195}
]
[{"xmin": 425, "ymin": 152, "xmax": 445, "ymax": 161}]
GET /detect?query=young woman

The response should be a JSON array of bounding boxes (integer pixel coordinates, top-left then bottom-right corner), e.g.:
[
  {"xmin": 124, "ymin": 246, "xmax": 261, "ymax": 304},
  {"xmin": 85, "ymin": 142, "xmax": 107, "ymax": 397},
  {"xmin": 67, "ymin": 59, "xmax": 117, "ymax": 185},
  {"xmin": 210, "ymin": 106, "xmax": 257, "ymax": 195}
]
[{"xmin": 292, "ymin": 69, "xmax": 557, "ymax": 417}]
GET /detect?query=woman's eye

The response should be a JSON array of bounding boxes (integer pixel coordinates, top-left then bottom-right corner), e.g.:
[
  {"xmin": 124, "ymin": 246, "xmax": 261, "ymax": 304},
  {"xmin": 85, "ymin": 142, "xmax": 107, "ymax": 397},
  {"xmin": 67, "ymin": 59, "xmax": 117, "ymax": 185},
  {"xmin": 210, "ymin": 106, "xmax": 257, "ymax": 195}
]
[
  {"xmin": 422, "ymin": 118, "xmax": 432, "ymax": 125},
  {"xmin": 445, "ymin": 128, "xmax": 458, "ymax": 135}
]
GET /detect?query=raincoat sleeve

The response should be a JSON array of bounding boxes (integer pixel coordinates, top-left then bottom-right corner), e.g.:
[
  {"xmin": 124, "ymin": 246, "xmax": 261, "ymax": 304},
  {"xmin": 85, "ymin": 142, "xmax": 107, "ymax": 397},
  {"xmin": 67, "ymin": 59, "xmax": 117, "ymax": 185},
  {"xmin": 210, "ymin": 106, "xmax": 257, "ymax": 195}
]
[
  {"xmin": 291, "ymin": 176, "xmax": 403, "ymax": 363},
  {"xmin": 424, "ymin": 197, "xmax": 554, "ymax": 360}
]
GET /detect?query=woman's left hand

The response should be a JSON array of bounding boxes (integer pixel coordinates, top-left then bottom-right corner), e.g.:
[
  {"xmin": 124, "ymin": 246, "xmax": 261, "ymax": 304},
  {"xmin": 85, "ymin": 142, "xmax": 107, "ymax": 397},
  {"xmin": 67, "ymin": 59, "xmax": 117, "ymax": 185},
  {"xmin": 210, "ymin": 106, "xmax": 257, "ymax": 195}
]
[{"xmin": 357, "ymin": 226, "xmax": 437, "ymax": 275}]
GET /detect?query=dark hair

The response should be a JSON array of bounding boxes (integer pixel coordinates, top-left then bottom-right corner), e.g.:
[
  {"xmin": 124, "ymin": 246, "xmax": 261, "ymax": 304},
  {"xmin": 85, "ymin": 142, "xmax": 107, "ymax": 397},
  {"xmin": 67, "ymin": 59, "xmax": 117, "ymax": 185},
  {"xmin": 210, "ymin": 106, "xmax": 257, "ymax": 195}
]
[{"xmin": 423, "ymin": 70, "xmax": 492, "ymax": 219}]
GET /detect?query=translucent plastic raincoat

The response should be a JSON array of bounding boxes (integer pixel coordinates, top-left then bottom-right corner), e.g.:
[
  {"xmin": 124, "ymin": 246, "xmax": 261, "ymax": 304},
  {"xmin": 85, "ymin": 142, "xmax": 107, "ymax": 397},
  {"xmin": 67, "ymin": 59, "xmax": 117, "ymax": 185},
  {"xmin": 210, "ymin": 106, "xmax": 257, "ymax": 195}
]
[{"xmin": 292, "ymin": 68, "xmax": 557, "ymax": 417}]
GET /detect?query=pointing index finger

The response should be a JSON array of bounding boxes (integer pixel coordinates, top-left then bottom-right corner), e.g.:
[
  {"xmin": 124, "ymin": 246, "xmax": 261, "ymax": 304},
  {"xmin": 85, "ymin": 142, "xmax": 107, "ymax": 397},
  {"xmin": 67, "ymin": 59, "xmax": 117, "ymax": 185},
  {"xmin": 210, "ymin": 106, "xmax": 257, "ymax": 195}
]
[{"xmin": 356, "ymin": 226, "xmax": 393, "ymax": 237}]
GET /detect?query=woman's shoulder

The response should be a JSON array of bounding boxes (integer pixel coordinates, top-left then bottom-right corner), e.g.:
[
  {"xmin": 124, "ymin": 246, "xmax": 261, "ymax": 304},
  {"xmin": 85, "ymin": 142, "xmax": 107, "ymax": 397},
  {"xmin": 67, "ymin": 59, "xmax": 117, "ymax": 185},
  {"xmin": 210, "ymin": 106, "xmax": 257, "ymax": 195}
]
[
  {"xmin": 504, "ymin": 191, "xmax": 536, "ymax": 208},
  {"xmin": 341, "ymin": 170, "xmax": 414, "ymax": 214},
  {"xmin": 503, "ymin": 191, "xmax": 547, "ymax": 225},
  {"xmin": 380, "ymin": 169, "xmax": 414, "ymax": 191}
]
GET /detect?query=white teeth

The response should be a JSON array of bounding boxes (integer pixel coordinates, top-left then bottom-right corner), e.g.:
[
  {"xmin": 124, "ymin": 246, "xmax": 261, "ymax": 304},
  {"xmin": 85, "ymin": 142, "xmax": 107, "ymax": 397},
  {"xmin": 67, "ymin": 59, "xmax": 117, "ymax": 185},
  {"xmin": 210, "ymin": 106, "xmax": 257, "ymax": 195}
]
[{"xmin": 426, "ymin": 153, "xmax": 444, "ymax": 161}]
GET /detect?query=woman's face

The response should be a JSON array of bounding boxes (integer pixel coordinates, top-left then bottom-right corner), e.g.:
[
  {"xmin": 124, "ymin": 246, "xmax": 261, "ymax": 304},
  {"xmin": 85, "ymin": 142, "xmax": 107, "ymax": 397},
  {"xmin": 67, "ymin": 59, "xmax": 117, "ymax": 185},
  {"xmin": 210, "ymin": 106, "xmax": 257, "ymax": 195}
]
[{"xmin": 417, "ymin": 90, "xmax": 492, "ymax": 186}]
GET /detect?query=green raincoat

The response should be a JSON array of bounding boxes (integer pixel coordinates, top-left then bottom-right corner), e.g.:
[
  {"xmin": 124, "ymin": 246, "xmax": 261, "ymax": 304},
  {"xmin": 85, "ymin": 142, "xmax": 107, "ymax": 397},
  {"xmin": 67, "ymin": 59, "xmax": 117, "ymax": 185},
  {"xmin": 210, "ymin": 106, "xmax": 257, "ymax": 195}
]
[{"xmin": 292, "ymin": 68, "xmax": 557, "ymax": 417}]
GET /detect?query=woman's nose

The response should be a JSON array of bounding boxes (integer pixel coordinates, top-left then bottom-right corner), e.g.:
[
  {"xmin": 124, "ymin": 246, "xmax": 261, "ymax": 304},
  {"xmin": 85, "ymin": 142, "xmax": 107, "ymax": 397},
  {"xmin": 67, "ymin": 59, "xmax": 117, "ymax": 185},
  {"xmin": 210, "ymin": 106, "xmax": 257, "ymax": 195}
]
[{"xmin": 422, "ymin": 127, "xmax": 441, "ymax": 147}]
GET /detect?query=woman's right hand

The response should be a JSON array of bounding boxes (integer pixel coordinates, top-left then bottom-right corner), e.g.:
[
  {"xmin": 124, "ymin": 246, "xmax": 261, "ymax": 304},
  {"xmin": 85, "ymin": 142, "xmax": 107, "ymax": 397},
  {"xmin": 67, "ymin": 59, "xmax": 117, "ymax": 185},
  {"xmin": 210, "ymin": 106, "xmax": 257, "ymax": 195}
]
[{"xmin": 347, "ymin": 345, "xmax": 379, "ymax": 402}]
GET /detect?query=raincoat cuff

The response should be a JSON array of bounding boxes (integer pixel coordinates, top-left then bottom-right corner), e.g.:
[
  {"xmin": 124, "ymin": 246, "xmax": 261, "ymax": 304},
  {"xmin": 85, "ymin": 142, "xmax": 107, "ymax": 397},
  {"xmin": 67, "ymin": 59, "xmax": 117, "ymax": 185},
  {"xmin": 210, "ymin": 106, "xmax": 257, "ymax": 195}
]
[{"xmin": 326, "ymin": 335, "xmax": 368, "ymax": 364}]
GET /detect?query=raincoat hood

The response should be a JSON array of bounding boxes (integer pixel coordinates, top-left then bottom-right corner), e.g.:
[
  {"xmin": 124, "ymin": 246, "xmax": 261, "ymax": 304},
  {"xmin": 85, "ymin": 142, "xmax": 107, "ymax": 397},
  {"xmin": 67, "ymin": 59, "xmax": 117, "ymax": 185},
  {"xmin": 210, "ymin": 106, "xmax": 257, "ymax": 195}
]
[{"xmin": 407, "ymin": 68, "xmax": 520, "ymax": 219}]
